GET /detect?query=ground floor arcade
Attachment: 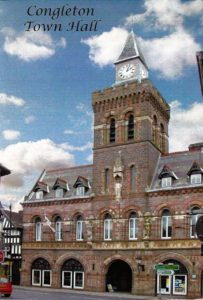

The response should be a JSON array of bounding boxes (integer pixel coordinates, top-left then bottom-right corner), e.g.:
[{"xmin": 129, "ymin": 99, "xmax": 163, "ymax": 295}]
[{"xmin": 21, "ymin": 248, "xmax": 203, "ymax": 299}]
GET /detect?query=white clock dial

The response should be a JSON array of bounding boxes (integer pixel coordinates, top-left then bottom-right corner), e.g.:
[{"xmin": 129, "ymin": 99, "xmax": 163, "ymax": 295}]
[{"xmin": 118, "ymin": 64, "xmax": 136, "ymax": 80}]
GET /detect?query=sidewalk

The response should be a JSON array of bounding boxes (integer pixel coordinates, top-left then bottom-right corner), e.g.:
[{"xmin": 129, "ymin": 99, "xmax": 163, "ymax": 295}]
[{"xmin": 14, "ymin": 285, "xmax": 192, "ymax": 300}]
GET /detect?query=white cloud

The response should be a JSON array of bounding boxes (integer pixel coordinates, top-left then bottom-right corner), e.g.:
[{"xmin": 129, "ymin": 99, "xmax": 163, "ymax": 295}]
[
  {"xmin": 60, "ymin": 142, "xmax": 92, "ymax": 152},
  {"xmin": 82, "ymin": 27, "xmax": 128, "ymax": 67},
  {"xmin": 0, "ymin": 92, "xmax": 26, "ymax": 106},
  {"xmin": 125, "ymin": 0, "xmax": 203, "ymax": 30},
  {"xmin": 139, "ymin": 28, "xmax": 201, "ymax": 78},
  {"xmin": 25, "ymin": 115, "xmax": 35, "ymax": 124},
  {"xmin": 0, "ymin": 139, "xmax": 74, "ymax": 188},
  {"xmin": 64, "ymin": 129, "xmax": 77, "ymax": 135},
  {"xmin": 169, "ymin": 100, "xmax": 203, "ymax": 152},
  {"xmin": 86, "ymin": 153, "xmax": 93, "ymax": 163},
  {"xmin": 2, "ymin": 130, "xmax": 21, "ymax": 141},
  {"xmin": 82, "ymin": 26, "xmax": 200, "ymax": 78},
  {"xmin": 1, "ymin": 27, "xmax": 66, "ymax": 62}
]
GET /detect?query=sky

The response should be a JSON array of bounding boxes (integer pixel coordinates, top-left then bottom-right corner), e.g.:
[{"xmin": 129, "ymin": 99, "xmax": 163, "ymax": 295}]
[{"xmin": 0, "ymin": 0, "xmax": 202, "ymax": 211}]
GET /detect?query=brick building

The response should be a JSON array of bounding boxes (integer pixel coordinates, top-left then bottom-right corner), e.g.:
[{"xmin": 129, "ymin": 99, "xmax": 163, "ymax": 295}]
[{"xmin": 21, "ymin": 31, "xmax": 203, "ymax": 298}]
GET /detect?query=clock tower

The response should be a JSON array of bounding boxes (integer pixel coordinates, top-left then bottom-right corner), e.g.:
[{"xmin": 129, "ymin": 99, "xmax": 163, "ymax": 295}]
[
  {"xmin": 115, "ymin": 30, "xmax": 148, "ymax": 84},
  {"xmin": 92, "ymin": 30, "xmax": 170, "ymax": 199}
]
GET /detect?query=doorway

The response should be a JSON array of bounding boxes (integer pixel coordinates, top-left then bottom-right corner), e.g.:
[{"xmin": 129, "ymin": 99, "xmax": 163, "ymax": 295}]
[{"xmin": 106, "ymin": 259, "xmax": 132, "ymax": 292}]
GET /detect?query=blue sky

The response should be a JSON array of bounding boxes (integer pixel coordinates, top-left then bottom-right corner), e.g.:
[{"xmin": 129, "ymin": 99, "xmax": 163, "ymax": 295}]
[{"xmin": 0, "ymin": 0, "xmax": 202, "ymax": 210}]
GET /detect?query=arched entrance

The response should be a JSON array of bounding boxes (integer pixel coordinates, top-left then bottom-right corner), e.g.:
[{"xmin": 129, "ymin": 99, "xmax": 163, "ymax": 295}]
[
  {"xmin": 31, "ymin": 258, "xmax": 52, "ymax": 287},
  {"xmin": 106, "ymin": 260, "xmax": 132, "ymax": 292},
  {"xmin": 156, "ymin": 259, "xmax": 188, "ymax": 296},
  {"xmin": 61, "ymin": 259, "xmax": 84, "ymax": 289}
]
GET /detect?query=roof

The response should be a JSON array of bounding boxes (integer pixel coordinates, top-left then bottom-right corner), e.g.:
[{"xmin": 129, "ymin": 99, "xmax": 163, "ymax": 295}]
[
  {"xmin": 115, "ymin": 30, "xmax": 148, "ymax": 68},
  {"xmin": 150, "ymin": 147, "xmax": 203, "ymax": 191},
  {"xmin": 0, "ymin": 164, "xmax": 10, "ymax": 177},
  {"xmin": 0, "ymin": 203, "xmax": 23, "ymax": 228},
  {"xmin": 26, "ymin": 164, "xmax": 93, "ymax": 201}
]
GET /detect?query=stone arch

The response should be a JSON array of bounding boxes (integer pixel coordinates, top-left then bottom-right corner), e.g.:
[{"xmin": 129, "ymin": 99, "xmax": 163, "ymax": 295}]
[
  {"xmin": 122, "ymin": 205, "xmax": 142, "ymax": 218},
  {"xmin": 103, "ymin": 256, "xmax": 134, "ymax": 292},
  {"xmin": 56, "ymin": 254, "xmax": 88, "ymax": 273},
  {"xmin": 96, "ymin": 207, "xmax": 117, "ymax": 219}
]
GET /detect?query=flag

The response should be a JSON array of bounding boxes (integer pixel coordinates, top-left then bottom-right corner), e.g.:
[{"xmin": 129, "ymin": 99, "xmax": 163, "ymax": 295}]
[{"xmin": 44, "ymin": 214, "xmax": 55, "ymax": 232}]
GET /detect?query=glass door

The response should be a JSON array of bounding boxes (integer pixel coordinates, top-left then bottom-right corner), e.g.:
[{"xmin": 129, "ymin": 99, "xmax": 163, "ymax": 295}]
[{"xmin": 157, "ymin": 275, "xmax": 171, "ymax": 295}]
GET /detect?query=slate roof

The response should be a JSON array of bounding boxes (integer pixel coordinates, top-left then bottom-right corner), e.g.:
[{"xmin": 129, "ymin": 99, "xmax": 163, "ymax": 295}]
[
  {"xmin": 115, "ymin": 30, "xmax": 148, "ymax": 68},
  {"xmin": 27, "ymin": 164, "xmax": 93, "ymax": 201},
  {"xmin": 149, "ymin": 147, "xmax": 203, "ymax": 191}
]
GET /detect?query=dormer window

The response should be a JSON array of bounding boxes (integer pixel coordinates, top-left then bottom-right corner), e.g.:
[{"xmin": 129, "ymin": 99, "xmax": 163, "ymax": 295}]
[
  {"xmin": 55, "ymin": 188, "xmax": 64, "ymax": 198},
  {"xmin": 158, "ymin": 165, "xmax": 178, "ymax": 188},
  {"xmin": 161, "ymin": 177, "xmax": 172, "ymax": 188},
  {"xmin": 190, "ymin": 174, "xmax": 202, "ymax": 184},
  {"xmin": 187, "ymin": 161, "xmax": 203, "ymax": 185},
  {"xmin": 76, "ymin": 186, "xmax": 85, "ymax": 196},
  {"xmin": 36, "ymin": 191, "xmax": 43, "ymax": 200},
  {"xmin": 73, "ymin": 176, "xmax": 90, "ymax": 197},
  {"xmin": 53, "ymin": 178, "xmax": 68, "ymax": 198},
  {"xmin": 34, "ymin": 181, "xmax": 49, "ymax": 200}
]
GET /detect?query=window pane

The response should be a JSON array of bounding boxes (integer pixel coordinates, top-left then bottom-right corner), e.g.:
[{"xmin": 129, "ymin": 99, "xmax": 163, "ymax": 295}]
[
  {"xmin": 55, "ymin": 188, "xmax": 63, "ymax": 198},
  {"xmin": 36, "ymin": 222, "xmax": 42, "ymax": 241},
  {"xmin": 74, "ymin": 272, "xmax": 84, "ymax": 289},
  {"xmin": 76, "ymin": 221, "xmax": 83, "ymax": 240},
  {"xmin": 32, "ymin": 270, "xmax": 41, "ymax": 286},
  {"xmin": 43, "ymin": 270, "xmax": 51, "ymax": 286},
  {"xmin": 173, "ymin": 275, "xmax": 187, "ymax": 295},
  {"xmin": 62, "ymin": 271, "xmax": 72, "ymax": 288}
]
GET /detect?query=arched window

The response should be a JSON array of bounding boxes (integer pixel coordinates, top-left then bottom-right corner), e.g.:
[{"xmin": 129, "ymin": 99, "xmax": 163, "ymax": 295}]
[
  {"xmin": 35, "ymin": 217, "xmax": 42, "ymax": 242},
  {"xmin": 109, "ymin": 118, "xmax": 116, "ymax": 143},
  {"xmin": 157, "ymin": 259, "xmax": 188, "ymax": 296},
  {"xmin": 104, "ymin": 213, "xmax": 112, "ymax": 240},
  {"xmin": 130, "ymin": 165, "xmax": 136, "ymax": 191},
  {"xmin": 152, "ymin": 115, "xmax": 158, "ymax": 145},
  {"xmin": 104, "ymin": 168, "xmax": 110, "ymax": 193},
  {"xmin": 76, "ymin": 215, "xmax": 84, "ymax": 241},
  {"xmin": 190, "ymin": 206, "xmax": 200, "ymax": 238},
  {"xmin": 129, "ymin": 212, "xmax": 138, "ymax": 240},
  {"xmin": 31, "ymin": 258, "xmax": 51, "ymax": 287},
  {"xmin": 160, "ymin": 123, "xmax": 165, "ymax": 152},
  {"xmin": 55, "ymin": 216, "xmax": 62, "ymax": 241},
  {"xmin": 61, "ymin": 259, "xmax": 84, "ymax": 289},
  {"xmin": 128, "ymin": 114, "xmax": 134, "ymax": 140},
  {"xmin": 161, "ymin": 209, "xmax": 172, "ymax": 239}
]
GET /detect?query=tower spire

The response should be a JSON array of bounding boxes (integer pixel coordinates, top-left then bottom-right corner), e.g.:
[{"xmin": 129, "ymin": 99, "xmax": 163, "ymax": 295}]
[{"xmin": 114, "ymin": 31, "xmax": 149, "ymax": 84}]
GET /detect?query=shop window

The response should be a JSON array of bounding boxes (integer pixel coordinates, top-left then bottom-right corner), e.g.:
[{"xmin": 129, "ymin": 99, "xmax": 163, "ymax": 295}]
[
  {"xmin": 31, "ymin": 258, "xmax": 52, "ymax": 287},
  {"xmin": 61, "ymin": 259, "xmax": 84, "ymax": 289}
]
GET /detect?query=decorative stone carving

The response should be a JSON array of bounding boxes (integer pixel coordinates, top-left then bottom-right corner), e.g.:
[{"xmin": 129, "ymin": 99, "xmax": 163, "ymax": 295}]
[
  {"xmin": 143, "ymin": 212, "xmax": 152, "ymax": 239},
  {"xmin": 113, "ymin": 151, "xmax": 124, "ymax": 201}
]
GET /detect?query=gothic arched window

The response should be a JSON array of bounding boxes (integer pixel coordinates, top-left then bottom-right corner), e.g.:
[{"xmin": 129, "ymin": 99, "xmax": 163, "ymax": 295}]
[
  {"xmin": 35, "ymin": 217, "xmax": 42, "ymax": 242},
  {"xmin": 129, "ymin": 212, "xmax": 138, "ymax": 240},
  {"xmin": 161, "ymin": 209, "xmax": 172, "ymax": 239},
  {"xmin": 109, "ymin": 118, "xmax": 116, "ymax": 143},
  {"xmin": 128, "ymin": 114, "xmax": 134, "ymax": 140},
  {"xmin": 104, "ymin": 213, "xmax": 112, "ymax": 240},
  {"xmin": 76, "ymin": 215, "xmax": 84, "ymax": 241},
  {"xmin": 55, "ymin": 216, "xmax": 62, "ymax": 241}
]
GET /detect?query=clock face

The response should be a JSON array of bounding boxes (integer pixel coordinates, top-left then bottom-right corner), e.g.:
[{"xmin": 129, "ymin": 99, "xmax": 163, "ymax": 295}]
[{"xmin": 118, "ymin": 64, "xmax": 136, "ymax": 80}]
